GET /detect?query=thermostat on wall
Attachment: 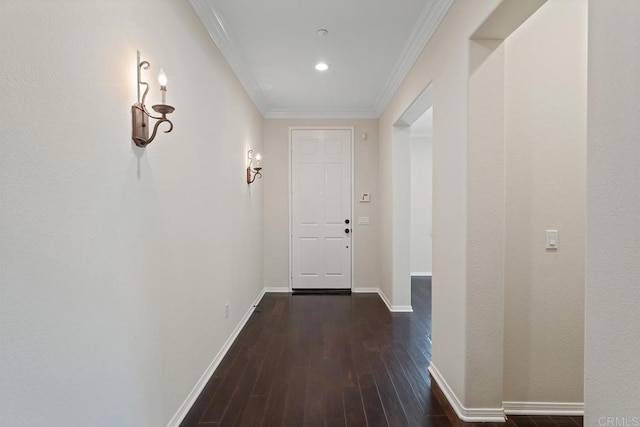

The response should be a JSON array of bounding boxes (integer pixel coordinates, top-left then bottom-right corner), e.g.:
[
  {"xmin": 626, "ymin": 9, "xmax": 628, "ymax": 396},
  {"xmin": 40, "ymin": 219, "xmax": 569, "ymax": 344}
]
[{"xmin": 359, "ymin": 193, "xmax": 370, "ymax": 203}]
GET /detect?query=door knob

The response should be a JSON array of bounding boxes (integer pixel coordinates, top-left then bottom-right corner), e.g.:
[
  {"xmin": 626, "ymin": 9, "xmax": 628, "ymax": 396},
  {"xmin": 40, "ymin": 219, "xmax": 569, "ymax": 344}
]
[
  {"xmin": 345, "ymin": 228, "xmax": 350, "ymax": 234},
  {"xmin": 345, "ymin": 219, "xmax": 350, "ymax": 224}
]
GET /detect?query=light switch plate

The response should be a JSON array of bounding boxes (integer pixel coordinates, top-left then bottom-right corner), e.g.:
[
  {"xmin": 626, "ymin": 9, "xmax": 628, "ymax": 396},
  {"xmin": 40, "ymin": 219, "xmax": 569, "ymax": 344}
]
[
  {"xmin": 359, "ymin": 193, "xmax": 370, "ymax": 203},
  {"xmin": 546, "ymin": 229, "xmax": 559, "ymax": 250}
]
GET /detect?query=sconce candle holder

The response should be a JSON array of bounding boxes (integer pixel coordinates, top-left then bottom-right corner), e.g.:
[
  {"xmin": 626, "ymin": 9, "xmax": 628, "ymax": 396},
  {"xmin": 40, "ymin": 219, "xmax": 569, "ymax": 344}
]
[
  {"xmin": 247, "ymin": 150, "xmax": 263, "ymax": 184},
  {"xmin": 132, "ymin": 52, "xmax": 175, "ymax": 147}
]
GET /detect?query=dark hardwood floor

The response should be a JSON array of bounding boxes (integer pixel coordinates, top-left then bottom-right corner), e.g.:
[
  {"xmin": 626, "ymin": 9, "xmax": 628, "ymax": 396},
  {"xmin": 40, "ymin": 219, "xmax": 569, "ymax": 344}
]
[{"xmin": 181, "ymin": 278, "xmax": 582, "ymax": 427}]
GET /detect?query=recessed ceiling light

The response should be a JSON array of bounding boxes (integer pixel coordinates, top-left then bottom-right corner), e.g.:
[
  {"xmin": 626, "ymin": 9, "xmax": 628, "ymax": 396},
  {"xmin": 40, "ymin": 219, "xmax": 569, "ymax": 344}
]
[
  {"xmin": 317, "ymin": 29, "xmax": 328, "ymax": 37},
  {"xmin": 315, "ymin": 62, "xmax": 329, "ymax": 71}
]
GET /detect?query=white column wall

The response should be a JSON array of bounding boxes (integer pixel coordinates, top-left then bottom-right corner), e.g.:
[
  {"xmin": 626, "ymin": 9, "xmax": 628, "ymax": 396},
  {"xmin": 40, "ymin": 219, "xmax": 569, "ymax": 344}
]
[
  {"xmin": 466, "ymin": 39, "xmax": 506, "ymax": 409},
  {"xmin": 585, "ymin": 1, "xmax": 640, "ymax": 424},
  {"xmin": 503, "ymin": 0, "xmax": 587, "ymax": 405},
  {"xmin": 378, "ymin": 0, "xmax": 503, "ymax": 410},
  {"xmin": 410, "ymin": 136, "xmax": 433, "ymax": 275}
]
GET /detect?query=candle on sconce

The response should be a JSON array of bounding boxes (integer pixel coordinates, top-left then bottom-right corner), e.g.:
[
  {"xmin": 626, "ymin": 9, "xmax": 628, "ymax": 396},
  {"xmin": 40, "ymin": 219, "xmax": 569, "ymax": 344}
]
[
  {"xmin": 132, "ymin": 52, "xmax": 175, "ymax": 147},
  {"xmin": 158, "ymin": 68, "xmax": 167, "ymax": 104}
]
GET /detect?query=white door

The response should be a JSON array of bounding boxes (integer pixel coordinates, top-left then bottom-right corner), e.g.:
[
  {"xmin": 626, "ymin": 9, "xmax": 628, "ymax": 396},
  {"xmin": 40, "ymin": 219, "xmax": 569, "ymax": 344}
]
[{"xmin": 291, "ymin": 129, "xmax": 352, "ymax": 290}]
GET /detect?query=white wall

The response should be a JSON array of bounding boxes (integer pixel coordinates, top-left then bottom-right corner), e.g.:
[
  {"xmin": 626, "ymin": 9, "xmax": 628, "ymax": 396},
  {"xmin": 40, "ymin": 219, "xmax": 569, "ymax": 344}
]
[
  {"xmin": 410, "ymin": 135, "xmax": 433, "ymax": 275},
  {"xmin": 585, "ymin": 1, "xmax": 640, "ymax": 424},
  {"xmin": 391, "ymin": 124, "xmax": 413, "ymax": 308},
  {"xmin": 466, "ymin": 39, "xmax": 506, "ymax": 409},
  {"xmin": 378, "ymin": 0, "xmax": 503, "ymax": 410},
  {"xmin": 262, "ymin": 119, "xmax": 379, "ymax": 290},
  {"xmin": 503, "ymin": 0, "xmax": 586, "ymax": 405},
  {"xmin": 380, "ymin": 0, "xmax": 587, "ymax": 415},
  {"xmin": 0, "ymin": 1, "xmax": 263, "ymax": 426}
]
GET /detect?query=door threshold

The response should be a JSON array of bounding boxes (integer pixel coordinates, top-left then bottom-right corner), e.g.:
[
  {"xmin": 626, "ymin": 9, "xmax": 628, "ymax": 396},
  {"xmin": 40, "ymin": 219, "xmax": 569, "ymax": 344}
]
[{"xmin": 292, "ymin": 288, "xmax": 352, "ymax": 295}]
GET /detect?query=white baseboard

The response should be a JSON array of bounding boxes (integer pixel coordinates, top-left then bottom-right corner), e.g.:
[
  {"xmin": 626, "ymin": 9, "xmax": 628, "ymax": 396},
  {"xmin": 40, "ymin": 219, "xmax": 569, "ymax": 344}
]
[
  {"xmin": 374, "ymin": 288, "xmax": 413, "ymax": 313},
  {"xmin": 352, "ymin": 287, "xmax": 379, "ymax": 293},
  {"xmin": 167, "ymin": 288, "xmax": 266, "ymax": 427},
  {"xmin": 377, "ymin": 288, "xmax": 393, "ymax": 311},
  {"xmin": 353, "ymin": 287, "xmax": 413, "ymax": 312},
  {"xmin": 428, "ymin": 363, "xmax": 506, "ymax": 423},
  {"xmin": 411, "ymin": 272, "xmax": 432, "ymax": 277},
  {"xmin": 264, "ymin": 286, "xmax": 290, "ymax": 293},
  {"xmin": 503, "ymin": 401, "xmax": 584, "ymax": 416},
  {"xmin": 390, "ymin": 305, "xmax": 414, "ymax": 312}
]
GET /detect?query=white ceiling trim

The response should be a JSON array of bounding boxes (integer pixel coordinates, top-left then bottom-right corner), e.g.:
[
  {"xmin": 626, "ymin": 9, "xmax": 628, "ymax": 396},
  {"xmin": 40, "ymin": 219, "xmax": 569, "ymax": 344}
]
[
  {"xmin": 265, "ymin": 109, "xmax": 379, "ymax": 120},
  {"xmin": 188, "ymin": 0, "xmax": 270, "ymax": 115},
  {"xmin": 189, "ymin": 0, "xmax": 454, "ymax": 119},
  {"xmin": 372, "ymin": 0, "xmax": 454, "ymax": 116}
]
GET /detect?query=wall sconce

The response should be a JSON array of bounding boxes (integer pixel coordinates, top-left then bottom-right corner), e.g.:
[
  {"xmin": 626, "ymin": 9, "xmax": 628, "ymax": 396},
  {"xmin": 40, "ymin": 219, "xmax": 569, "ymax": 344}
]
[
  {"xmin": 246, "ymin": 150, "xmax": 263, "ymax": 184},
  {"xmin": 132, "ymin": 51, "xmax": 175, "ymax": 147}
]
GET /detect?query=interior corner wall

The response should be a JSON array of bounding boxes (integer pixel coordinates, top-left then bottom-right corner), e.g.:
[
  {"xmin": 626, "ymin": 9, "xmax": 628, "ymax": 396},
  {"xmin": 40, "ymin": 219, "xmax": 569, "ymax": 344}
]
[
  {"xmin": 391, "ymin": 125, "xmax": 412, "ymax": 308},
  {"xmin": 0, "ymin": 1, "xmax": 263, "ymax": 426},
  {"xmin": 466, "ymin": 39, "xmax": 506, "ymax": 409},
  {"xmin": 585, "ymin": 1, "xmax": 640, "ymax": 424},
  {"xmin": 261, "ymin": 118, "xmax": 380, "ymax": 291},
  {"xmin": 410, "ymin": 136, "xmax": 433, "ymax": 275},
  {"xmin": 503, "ymin": 0, "xmax": 587, "ymax": 405},
  {"xmin": 378, "ymin": 0, "xmax": 503, "ymax": 409}
]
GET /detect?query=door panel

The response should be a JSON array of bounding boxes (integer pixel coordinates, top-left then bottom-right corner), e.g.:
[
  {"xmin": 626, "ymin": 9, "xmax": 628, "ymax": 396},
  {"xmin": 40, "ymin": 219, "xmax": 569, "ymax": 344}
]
[
  {"xmin": 324, "ymin": 163, "xmax": 344, "ymax": 223},
  {"xmin": 291, "ymin": 129, "xmax": 351, "ymax": 290},
  {"xmin": 299, "ymin": 238, "xmax": 320, "ymax": 275}
]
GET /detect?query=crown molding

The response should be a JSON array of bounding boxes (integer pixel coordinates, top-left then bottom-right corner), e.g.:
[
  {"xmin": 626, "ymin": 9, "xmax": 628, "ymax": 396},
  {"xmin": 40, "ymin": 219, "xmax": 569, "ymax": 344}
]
[
  {"xmin": 372, "ymin": 0, "xmax": 455, "ymax": 116},
  {"xmin": 265, "ymin": 109, "xmax": 379, "ymax": 120},
  {"xmin": 188, "ymin": 0, "xmax": 270, "ymax": 115}
]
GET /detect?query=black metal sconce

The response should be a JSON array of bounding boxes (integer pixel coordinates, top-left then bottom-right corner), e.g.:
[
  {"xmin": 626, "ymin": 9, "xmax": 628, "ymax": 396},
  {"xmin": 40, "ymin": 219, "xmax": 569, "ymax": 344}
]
[
  {"xmin": 132, "ymin": 51, "xmax": 175, "ymax": 147},
  {"xmin": 247, "ymin": 150, "xmax": 262, "ymax": 184}
]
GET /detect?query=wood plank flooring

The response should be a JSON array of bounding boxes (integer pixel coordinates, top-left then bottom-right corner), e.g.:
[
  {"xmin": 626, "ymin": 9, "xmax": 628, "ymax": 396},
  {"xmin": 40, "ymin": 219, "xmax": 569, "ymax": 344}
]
[{"xmin": 181, "ymin": 278, "xmax": 582, "ymax": 427}]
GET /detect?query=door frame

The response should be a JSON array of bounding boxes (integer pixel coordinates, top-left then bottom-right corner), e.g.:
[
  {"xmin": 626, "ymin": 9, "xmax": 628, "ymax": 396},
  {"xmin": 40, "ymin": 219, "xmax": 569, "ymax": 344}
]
[{"xmin": 288, "ymin": 126, "xmax": 355, "ymax": 291}]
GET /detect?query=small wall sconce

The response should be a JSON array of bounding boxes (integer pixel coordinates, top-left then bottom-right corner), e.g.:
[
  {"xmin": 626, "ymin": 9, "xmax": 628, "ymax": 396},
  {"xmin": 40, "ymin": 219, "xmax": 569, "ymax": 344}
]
[
  {"xmin": 132, "ymin": 51, "xmax": 175, "ymax": 147},
  {"xmin": 246, "ymin": 150, "xmax": 263, "ymax": 184}
]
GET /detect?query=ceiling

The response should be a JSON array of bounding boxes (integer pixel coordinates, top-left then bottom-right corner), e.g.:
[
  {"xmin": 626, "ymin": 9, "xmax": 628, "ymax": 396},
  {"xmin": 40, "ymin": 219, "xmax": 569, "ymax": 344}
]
[{"xmin": 189, "ymin": 0, "xmax": 454, "ymax": 118}]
